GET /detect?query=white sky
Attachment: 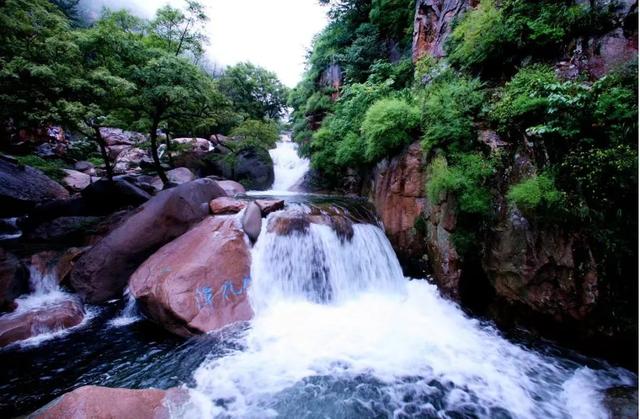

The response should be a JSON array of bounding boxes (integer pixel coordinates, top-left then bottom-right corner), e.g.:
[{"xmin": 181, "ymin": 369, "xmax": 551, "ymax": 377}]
[{"xmin": 84, "ymin": 0, "xmax": 329, "ymax": 87}]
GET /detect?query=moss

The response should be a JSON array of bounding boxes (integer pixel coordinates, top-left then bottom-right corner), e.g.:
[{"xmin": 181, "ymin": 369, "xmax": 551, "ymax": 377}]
[{"xmin": 15, "ymin": 155, "xmax": 67, "ymax": 181}]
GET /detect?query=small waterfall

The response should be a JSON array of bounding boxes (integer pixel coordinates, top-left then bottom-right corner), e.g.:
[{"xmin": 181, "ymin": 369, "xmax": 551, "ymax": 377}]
[
  {"xmin": 267, "ymin": 135, "xmax": 309, "ymax": 193},
  {"xmin": 108, "ymin": 288, "xmax": 141, "ymax": 327},
  {"xmin": 0, "ymin": 217, "xmax": 21, "ymax": 241},
  {"xmin": 250, "ymin": 220, "xmax": 404, "ymax": 311}
]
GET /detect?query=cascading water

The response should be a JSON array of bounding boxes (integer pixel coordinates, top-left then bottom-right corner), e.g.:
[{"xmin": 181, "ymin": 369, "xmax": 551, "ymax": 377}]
[
  {"xmin": 108, "ymin": 288, "xmax": 142, "ymax": 327},
  {"xmin": 179, "ymin": 218, "xmax": 635, "ymax": 419},
  {"xmin": 266, "ymin": 134, "xmax": 310, "ymax": 193}
]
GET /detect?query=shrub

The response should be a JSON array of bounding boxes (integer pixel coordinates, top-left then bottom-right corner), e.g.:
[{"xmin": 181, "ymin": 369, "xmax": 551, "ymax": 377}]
[
  {"xmin": 420, "ymin": 75, "xmax": 484, "ymax": 153},
  {"xmin": 362, "ymin": 97, "xmax": 420, "ymax": 162},
  {"xmin": 426, "ymin": 153, "xmax": 495, "ymax": 215},
  {"xmin": 507, "ymin": 172, "xmax": 564, "ymax": 212},
  {"xmin": 230, "ymin": 119, "xmax": 279, "ymax": 149},
  {"xmin": 491, "ymin": 64, "xmax": 558, "ymax": 133}
]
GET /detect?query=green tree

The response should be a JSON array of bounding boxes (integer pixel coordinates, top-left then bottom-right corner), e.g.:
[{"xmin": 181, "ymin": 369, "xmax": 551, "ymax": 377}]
[
  {"xmin": 218, "ymin": 62, "xmax": 289, "ymax": 121},
  {"xmin": 148, "ymin": 0, "xmax": 208, "ymax": 60}
]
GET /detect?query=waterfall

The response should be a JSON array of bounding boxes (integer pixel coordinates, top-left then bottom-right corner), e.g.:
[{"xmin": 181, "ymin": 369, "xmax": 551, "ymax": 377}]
[
  {"xmin": 108, "ymin": 288, "xmax": 141, "ymax": 327},
  {"xmin": 267, "ymin": 135, "xmax": 310, "ymax": 193},
  {"xmin": 182, "ymin": 219, "xmax": 635, "ymax": 419}
]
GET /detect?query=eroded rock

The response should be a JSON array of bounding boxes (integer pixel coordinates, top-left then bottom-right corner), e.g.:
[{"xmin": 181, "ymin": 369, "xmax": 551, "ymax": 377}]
[
  {"xmin": 130, "ymin": 216, "xmax": 253, "ymax": 337},
  {"xmin": 209, "ymin": 197, "xmax": 246, "ymax": 215}
]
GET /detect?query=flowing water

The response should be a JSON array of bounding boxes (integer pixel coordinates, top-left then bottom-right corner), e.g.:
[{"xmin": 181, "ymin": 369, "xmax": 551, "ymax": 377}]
[
  {"xmin": 265, "ymin": 135, "xmax": 310, "ymax": 193},
  {"xmin": 0, "ymin": 139, "xmax": 635, "ymax": 418}
]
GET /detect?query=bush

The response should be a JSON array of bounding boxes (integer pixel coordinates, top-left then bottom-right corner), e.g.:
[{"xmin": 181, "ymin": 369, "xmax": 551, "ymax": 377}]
[
  {"xmin": 426, "ymin": 153, "xmax": 495, "ymax": 215},
  {"xmin": 507, "ymin": 172, "xmax": 564, "ymax": 212},
  {"xmin": 362, "ymin": 97, "xmax": 420, "ymax": 162},
  {"xmin": 420, "ymin": 74, "xmax": 484, "ymax": 153},
  {"xmin": 491, "ymin": 64, "xmax": 558, "ymax": 133},
  {"xmin": 230, "ymin": 119, "xmax": 280, "ymax": 149}
]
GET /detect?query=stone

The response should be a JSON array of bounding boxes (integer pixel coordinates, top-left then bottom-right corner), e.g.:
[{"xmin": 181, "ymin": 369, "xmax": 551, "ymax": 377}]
[
  {"xmin": 256, "ymin": 199, "xmax": 285, "ymax": 216},
  {"xmin": 603, "ymin": 386, "xmax": 638, "ymax": 419},
  {"xmin": 70, "ymin": 179, "xmax": 226, "ymax": 303},
  {"xmin": 30, "ymin": 248, "xmax": 87, "ymax": 285},
  {"xmin": 234, "ymin": 146, "xmax": 275, "ymax": 191},
  {"xmin": 113, "ymin": 147, "xmax": 152, "ymax": 175},
  {"xmin": 172, "ymin": 137, "xmax": 213, "ymax": 155},
  {"xmin": 0, "ymin": 156, "xmax": 70, "ymax": 217},
  {"xmin": 0, "ymin": 299, "xmax": 84, "ymax": 346},
  {"xmin": 242, "ymin": 202, "xmax": 262, "ymax": 241},
  {"xmin": 0, "ymin": 249, "xmax": 29, "ymax": 312},
  {"xmin": 151, "ymin": 167, "xmax": 196, "ymax": 191},
  {"xmin": 62, "ymin": 169, "xmax": 96, "ymax": 192},
  {"xmin": 30, "ymin": 386, "xmax": 187, "ymax": 419},
  {"xmin": 81, "ymin": 178, "xmax": 152, "ymax": 212},
  {"xmin": 217, "ymin": 180, "xmax": 246, "ymax": 196},
  {"xmin": 74, "ymin": 161, "xmax": 94, "ymax": 172},
  {"xmin": 209, "ymin": 197, "xmax": 247, "ymax": 215},
  {"xmin": 100, "ymin": 127, "xmax": 145, "ymax": 147},
  {"xmin": 129, "ymin": 216, "xmax": 253, "ymax": 337},
  {"xmin": 370, "ymin": 141, "xmax": 428, "ymax": 275}
]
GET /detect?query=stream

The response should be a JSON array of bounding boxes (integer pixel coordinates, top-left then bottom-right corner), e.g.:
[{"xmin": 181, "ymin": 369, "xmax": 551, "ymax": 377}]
[{"xmin": 0, "ymin": 136, "xmax": 636, "ymax": 418}]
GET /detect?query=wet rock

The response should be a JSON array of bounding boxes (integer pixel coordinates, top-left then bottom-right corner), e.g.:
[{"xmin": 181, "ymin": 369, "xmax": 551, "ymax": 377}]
[
  {"xmin": 29, "ymin": 248, "xmax": 87, "ymax": 285},
  {"xmin": 0, "ymin": 249, "xmax": 29, "ymax": 312},
  {"xmin": 151, "ymin": 167, "xmax": 196, "ymax": 191},
  {"xmin": 242, "ymin": 202, "xmax": 262, "ymax": 241},
  {"xmin": 217, "ymin": 180, "xmax": 246, "ymax": 196},
  {"xmin": 130, "ymin": 216, "xmax": 253, "ymax": 337},
  {"xmin": 266, "ymin": 209, "xmax": 355, "ymax": 241},
  {"xmin": 0, "ymin": 156, "xmax": 70, "ymax": 217},
  {"xmin": 234, "ymin": 146, "xmax": 275, "ymax": 191},
  {"xmin": 256, "ymin": 199, "xmax": 285, "ymax": 216},
  {"xmin": 31, "ymin": 385, "xmax": 187, "ymax": 419},
  {"xmin": 62, "ymin": 169, "xmax": 96, "ymax": 192},
  {"xmin": 25, "ymin": 216, "xmax": 102, "ymax": 243},
  {"xmin": 603, "ymin": 386, "xmax": 638, "ymax": 419},
  {"xmin": 267, "ymin": 212, "xmax": 310, "ymax": 236},
  {"xmin": 209, "ymin": 197, "xmax": 246, "ymax": 215},
  {"xmin": 70, "ymin": 179, "xmax": 226, "ymax": 303},
  {"xmin": 0, "ymin": 299, "xmax": 84, "ymax": 346}
]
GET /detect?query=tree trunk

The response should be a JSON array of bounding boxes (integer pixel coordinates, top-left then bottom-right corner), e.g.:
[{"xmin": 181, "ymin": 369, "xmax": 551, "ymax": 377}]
[
  {"xmin": 165, "ymin": 125, "xmax": 174, "ymax": 166},
  {"xmin": 149, "ymin": 118, "xmax": 169, "ymax": 187},
  {"xmin": 94, "ymin": 125, "xmax": 113, "ymax": 182}
]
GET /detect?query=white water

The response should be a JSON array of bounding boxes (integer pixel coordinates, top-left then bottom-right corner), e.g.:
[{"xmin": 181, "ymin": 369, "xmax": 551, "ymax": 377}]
[
  {"xmin": 108, "ymin": 288, "xmax": 142, "ymax": 327},
  {"xmin": 266, "ymin": 135, "xmax": 310, "ymax": 193},
  {"xmin": 179, "ymin": 221, "xmax": 635, "ymax": 418}
]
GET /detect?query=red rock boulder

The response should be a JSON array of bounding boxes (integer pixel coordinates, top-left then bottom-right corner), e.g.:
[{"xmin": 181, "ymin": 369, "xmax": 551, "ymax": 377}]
[
  {"xmin": 71, "ymin": 179, "xmax": 226, "ymax": 303},
  {"xmin": 0, "ymin": 299, "xmax": 84, "ymax": 346},
  {"xmin": 256, "ymin": 199, "xmax": 285, "ymax": 216},
  {"xmin": 209, "ymin": 197, "xmax": 246, "ymax": 215},
  {"xmin": 217, "ymin": 180, "xmax": 246, "ymax": 196},
  {"xmin": 130, "ymin": 216, "xmax": 253, "ymax": 337},
  {"xmin": 31, "ymin": 385, "xmax": 187, "ymax": 419}
]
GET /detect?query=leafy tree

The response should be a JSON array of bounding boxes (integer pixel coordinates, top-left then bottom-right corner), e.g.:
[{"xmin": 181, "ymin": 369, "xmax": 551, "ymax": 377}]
[
  {"xmin": 148, "ymin": 0, "xmax": 208, "ymax": 60},
  {"xmin": 230, "ymin": 119, "xmax": 280, "ymax": 149},
  {"xmin": 218, "ymin": 62, "xmax": 289, "ymax": 121}
]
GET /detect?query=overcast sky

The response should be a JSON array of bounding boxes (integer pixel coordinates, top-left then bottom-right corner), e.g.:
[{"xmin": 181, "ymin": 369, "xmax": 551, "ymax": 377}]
[{"xmin": 81, "ymin": 0, "xmax": 328, "ymax": 87}]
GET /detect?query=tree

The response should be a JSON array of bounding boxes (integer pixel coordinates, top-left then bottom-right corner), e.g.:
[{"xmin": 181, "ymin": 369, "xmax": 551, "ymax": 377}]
[
  {"xmin": 218, "ymin": 62, "xmax": 289, "ymax": 121},
  {"xmin": 148, "ymin": 0, "xmax": 208, "ymax": 61},
  {"xmin": 133, "ymin": 54, "xmax": 226, "ymax": 186}
]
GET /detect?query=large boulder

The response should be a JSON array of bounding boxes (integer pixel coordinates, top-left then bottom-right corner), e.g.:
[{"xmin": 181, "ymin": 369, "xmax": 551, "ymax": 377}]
[
  {"xmin": 113, "ymin": 147, "xmax": 152, "ymax": 175},
  {"xmin": 70, "ymin": 179, "xmax": 226, "ymax": 303},
  {"xmin": 129, "ymin": 216, "xmax": 253, "ymax": 337},
  {"xmin": 242, "ymin": 202, "xmax": 262, "ymax": 242},
  {"xmin": 234, "ymin": 146, "xmax": 275, "ymax": 190},
  {"xmin": 30, "ymin": 248, "xmax": 87, "ymax": 286},
  {"xmin": 81, "ymin": 178, "xmax": 152, "ymax": 212},
  {"xmin": 62, "ymin": 169, "xmax": 97, "ymax": 192},
  {"xmin": 100, "ymin": 127, "xmax": 145, "ymax": 147},
  {"xmin": 0, "ymin": 156, "xmax": 69, "ymax": 217},
  {"xmin": 172, "ymin": 137, "xmax": 212, "ymax": 155},
  {"xmin": 0, "ymin": 298, "xmax": 84, "ymax": 346},
  {"xmin": 209, "ymin": 197, "xmax": 246, "ymax": 215},
  {"xmin": 31, "ymin": 386, "xmax": 187, "ymax": 419},
  {"xmin": 217, "ymin": 180, "xmax": 246, "ymax": 196},
  {"xmin": 0, "ymin": 249, "xmax": 29, "ymax": 312},
  {"xmin": 151, "ymin": 167, "xmax": 196, "ymax": 191}
]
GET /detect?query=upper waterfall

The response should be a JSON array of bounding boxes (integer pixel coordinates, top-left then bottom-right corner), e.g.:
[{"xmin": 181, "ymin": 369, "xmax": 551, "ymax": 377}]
[{"xmin": 267, "ymin": 135, "xmax": 310, "ymax": 193}]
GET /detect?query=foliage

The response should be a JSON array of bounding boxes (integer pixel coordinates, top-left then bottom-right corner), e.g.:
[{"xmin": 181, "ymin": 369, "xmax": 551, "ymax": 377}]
[
  {"xmin": 148, "ymin": 0, "xmax": 208, "ymax": 60},
  {"xmin": 218, "ymin": 62, "xmax": 289, "ymax": 121},
  {"xmin": 419, "ymin": 73, "xmax": 484, "ymax": 153},
  {"xmin": 362, "ymin": 97, "xmax": 420, "ymax": 162},
  {"xmin": 426, "ymin": 153, "xmax": 495, "ymax": 216},
  {"xmin": 15, "ymin": 155, "xmax": 67, "ymax": 181},
  {"xmin": 230, "ymin": 119, "xmax": 280, "ymax": 149},
  {"xmin": 507, "ymin": 173, "xmax": 564, "ymax": 212}
]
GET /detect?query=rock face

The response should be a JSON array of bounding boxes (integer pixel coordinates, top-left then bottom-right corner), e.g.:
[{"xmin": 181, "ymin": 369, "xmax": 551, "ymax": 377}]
[
  {"xmin": 235, "ymin": 147, "xmax": 275, "ymax": 190},
  {"xmin": 70, "ymin": 179, "xmax": 226, "ymax": 303},
  {"xmin": 368, "ymin": 142, "xmax": 429, "ymax": 275},
  {"xmin": 0, "ymin": 299, "xmax": 84, "ymax": 346},
  {"xmin": 209, "ymin": 197, "xmax": 246, "ymax": 215},
  {"xmin": 412, "ymin": 0, "xmax": 475, "ymax": 61},
  {"xmin": 0, "ymin": 156, "xmax": 69, "ymax": 217},
  {"xmin": 602, "ymin": 386, "xmax": 638, "ymax": 419},
  {"xmin": 483, "ymin": 207, "xmax": 599, "ymax": 321},
  {"xmin": 0, "ymin": 250, "xmax": 29, "ymax": 312},
  {"xmin": 31, "ymin": 386, "xmax": 185, "ymax": 419},
  {"xmin": 130, "ymin": 216, "xmax": 253, "ymax": 337},
  {"xmin": 81, "ymin": 178, "xmax": 151, "ymax": 212},
  {"xmin": 30, "ymin": 248, "xmax": 87, "ymax": 286}
]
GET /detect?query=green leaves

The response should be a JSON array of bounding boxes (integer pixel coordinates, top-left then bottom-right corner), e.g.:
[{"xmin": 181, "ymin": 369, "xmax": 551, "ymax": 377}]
[
  {"xmin": 362, "ymin": 97, "xmax": 420, "ymax": 162},
  {"xmin": 507, "ymin": 173, "xmax": 564, "ymax": 213}
]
